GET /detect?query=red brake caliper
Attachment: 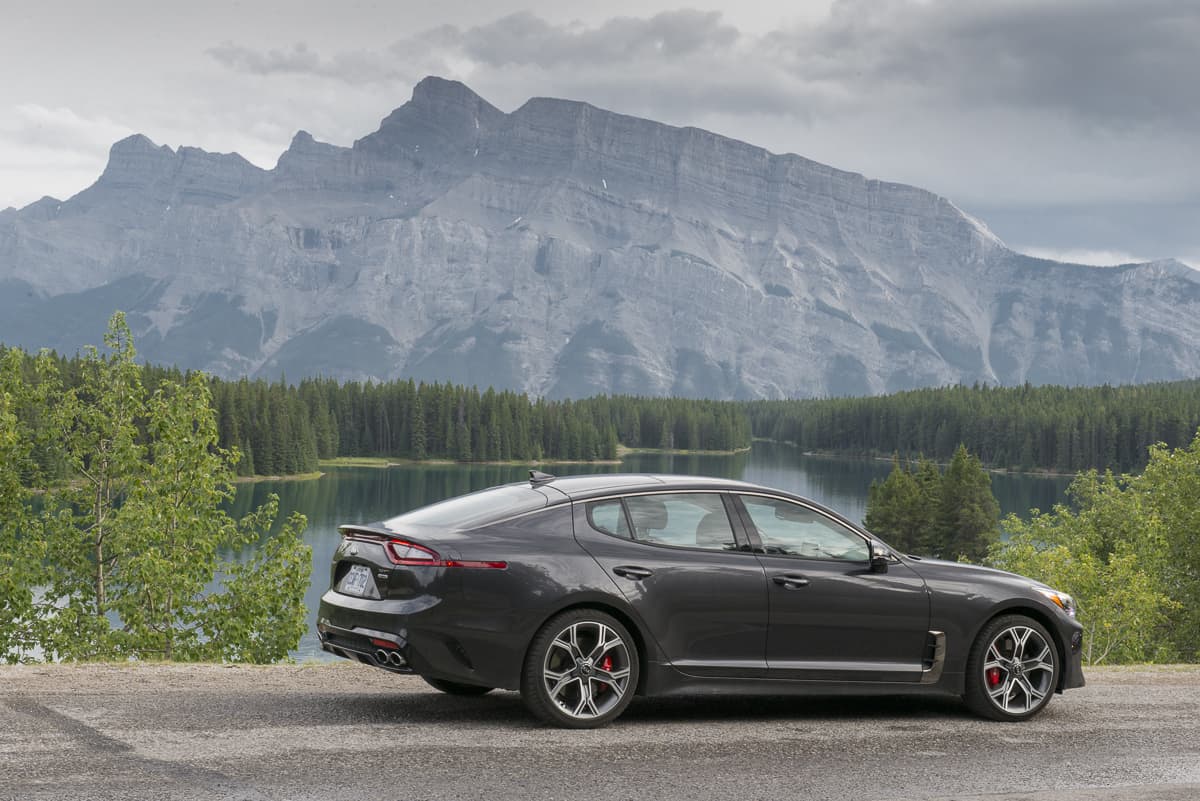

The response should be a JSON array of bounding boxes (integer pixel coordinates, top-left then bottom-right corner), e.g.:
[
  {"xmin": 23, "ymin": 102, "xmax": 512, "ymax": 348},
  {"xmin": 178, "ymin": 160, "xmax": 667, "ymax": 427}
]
[
  {"xmin": 986, "ymin": 667, "xmax": 1002, "ymax": 686},
  {"xmin": 597, "ymin": 655, "xmax": 614, "ymax": 694}
]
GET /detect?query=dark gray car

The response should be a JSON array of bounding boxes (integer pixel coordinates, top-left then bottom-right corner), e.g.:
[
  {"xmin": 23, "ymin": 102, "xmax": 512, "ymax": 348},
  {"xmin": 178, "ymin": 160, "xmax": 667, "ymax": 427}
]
[{"xmin": 317, "ymin": 472, "xmax": 1085, "ymax": 728}]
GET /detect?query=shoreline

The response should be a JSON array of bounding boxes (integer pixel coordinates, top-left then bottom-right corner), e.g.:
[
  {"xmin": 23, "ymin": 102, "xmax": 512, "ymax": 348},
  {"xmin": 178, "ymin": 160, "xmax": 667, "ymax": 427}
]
[
  {"xmin": 234, "ymin": 470, "xmax": 324, "ymax": 483},
  {"xmin": 765, "ymin": 441, "xmax": 1080, "ymax": 478},
  {"xmin": 315, "ymin": 445, "xmax": 752, "ymax": 472},
  {"xmin": 241, "ymin": 442, "xmax": 1080, "ymax": 482}
]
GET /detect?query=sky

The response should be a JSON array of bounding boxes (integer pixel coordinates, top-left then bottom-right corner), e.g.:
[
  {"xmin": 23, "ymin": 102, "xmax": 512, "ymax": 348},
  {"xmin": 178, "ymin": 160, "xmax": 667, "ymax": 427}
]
[{"xmin": 2, "ymin": 0, "xmax": 1197, "ymax": 266}]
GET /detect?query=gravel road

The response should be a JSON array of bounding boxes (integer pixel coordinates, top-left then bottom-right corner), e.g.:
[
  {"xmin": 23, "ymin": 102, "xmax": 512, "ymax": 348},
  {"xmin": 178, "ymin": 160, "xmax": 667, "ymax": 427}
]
[{"xmin": 1, "ymin": 663, "xmax": 1198, "ymax": 801}]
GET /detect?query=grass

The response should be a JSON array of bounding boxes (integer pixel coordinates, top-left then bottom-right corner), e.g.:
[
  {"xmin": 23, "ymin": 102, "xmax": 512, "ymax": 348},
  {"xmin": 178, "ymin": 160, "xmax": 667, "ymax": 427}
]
[
  {"xmin": 318, "ymin": 456, "xmax": 394, "ymax": 468},
  {"xmin": 319, "ymin": 456, "xmax": 623, "ymax": 468},
  {"xmin": 234, "ymin": 471, "xmax": 324, "ymax": 483},
  {"xmin": 616, "ymin": 445, "xmax": 752, "ymax": 457}
]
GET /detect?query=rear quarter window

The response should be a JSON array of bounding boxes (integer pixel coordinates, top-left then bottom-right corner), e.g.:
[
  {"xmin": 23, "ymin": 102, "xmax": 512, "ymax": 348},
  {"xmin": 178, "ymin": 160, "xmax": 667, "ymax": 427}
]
[{"xmin": 586, "ymin": 499, "xmax": 632, "ymax": 538}]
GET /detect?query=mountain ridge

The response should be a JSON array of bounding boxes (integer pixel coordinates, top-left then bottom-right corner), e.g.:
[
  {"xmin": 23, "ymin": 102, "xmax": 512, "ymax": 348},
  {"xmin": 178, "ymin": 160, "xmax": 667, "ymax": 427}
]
[{"xmin": 1, "ymin": 76, "xmax": 1198, "ymax": 398}]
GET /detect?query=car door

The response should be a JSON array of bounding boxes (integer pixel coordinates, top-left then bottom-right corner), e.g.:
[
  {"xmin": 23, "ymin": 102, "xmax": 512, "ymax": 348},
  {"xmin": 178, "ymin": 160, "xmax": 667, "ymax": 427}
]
[
  {"xmin": 733, "ymin": 493, "xmax": 931, "ymax": 683},
  {"xmin": 573, "ymin": 492, "xmax": 769, "ymax": 678}
]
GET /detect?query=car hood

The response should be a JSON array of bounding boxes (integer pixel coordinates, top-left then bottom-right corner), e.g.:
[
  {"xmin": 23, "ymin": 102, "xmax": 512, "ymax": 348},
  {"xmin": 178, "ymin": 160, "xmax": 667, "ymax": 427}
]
[{"xmin": 905, "ymin": 556, "xmax": 1033, "ymax": 587}]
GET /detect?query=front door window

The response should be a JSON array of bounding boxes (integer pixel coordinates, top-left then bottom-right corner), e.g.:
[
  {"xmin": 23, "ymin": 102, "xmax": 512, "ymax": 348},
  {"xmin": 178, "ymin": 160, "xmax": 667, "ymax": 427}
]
[{"xmin": 740, "ymin": 496, "xmax": 869, "ymax": 561}]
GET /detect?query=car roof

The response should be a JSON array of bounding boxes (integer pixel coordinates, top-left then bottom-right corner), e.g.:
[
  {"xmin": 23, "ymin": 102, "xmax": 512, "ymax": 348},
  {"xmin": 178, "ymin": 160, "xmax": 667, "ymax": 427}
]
[
  {"xmin": 537, "ymin": 473, "xmax": 768, "ymax": 502},
  {"xmin": 370, "ymin": 473, "xmax": 866, "ymax": 535},
  {"xmin": 531, "ymin": 473, "xmax": 868, "ymax": 534}
]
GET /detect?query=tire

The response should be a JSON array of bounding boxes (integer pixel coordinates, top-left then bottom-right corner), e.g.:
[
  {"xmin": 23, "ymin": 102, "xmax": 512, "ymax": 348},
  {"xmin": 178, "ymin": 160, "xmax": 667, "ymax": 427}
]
[
  {"xmin": 964, "ymin": 614, "xmax": 1060, "ymax": 721},
  {"xmin": 421, "ymin": 676, "xmax": 494, "ymax": 696},
  {"xmin": 520, "ymin": 608, "xmax": 640, "ymax": 728}
]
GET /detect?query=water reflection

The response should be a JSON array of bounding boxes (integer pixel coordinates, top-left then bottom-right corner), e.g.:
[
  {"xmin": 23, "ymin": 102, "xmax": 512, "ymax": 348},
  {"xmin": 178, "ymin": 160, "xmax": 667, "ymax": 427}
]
[{"xmin": 230, "ymin": 442, "xmax": 1072, "ymax": 660}]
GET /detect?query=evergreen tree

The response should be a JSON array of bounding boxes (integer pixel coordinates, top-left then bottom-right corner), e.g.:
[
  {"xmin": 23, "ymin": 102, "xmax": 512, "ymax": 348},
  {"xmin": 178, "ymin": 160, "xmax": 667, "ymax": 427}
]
[
  {"xmin": 864, "ymin": 457, "xmax": 927, "ymax": 554},
  {"xmin": 411, "ymin": 394, "xmax": 427, "ymax": 460},
  {"xmin": 865, "ymin": 449, "xmax": 998, "ymax": 560},
  {"xmin": 936, "ymin": 445, "xmax": 1001, "ymax": 561}
]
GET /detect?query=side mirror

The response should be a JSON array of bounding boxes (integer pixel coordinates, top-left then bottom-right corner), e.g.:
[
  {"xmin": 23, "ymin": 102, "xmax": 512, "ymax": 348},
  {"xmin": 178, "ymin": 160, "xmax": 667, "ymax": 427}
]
[{"xmin": 869, "ymin": 542, "xmax": 890, "ymax": 574}]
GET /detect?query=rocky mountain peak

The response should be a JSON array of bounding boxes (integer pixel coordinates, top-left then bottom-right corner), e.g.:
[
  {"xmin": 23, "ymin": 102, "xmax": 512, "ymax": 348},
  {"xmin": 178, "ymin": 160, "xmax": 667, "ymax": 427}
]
[
  {"xmin": 355, "ymin": 75, "xmax": 503, "ymax": 160},
  {"xmin": 410, "ymin": 75, "xmax": 496, "ymax": 111},
  {"xmin": 110, "ymin": 132, "xmax": 169, "ymax": 154},
  {"xmin": 97, "ymin": 134, "xmax": 177, "ymax": 189},
  {"xmin": 287, "ymin": 130, "xmax": 317, "ymax": 150}
]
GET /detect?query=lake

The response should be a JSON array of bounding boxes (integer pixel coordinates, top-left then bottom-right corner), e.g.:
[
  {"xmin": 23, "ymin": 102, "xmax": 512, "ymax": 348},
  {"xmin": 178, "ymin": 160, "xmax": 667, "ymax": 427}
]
[{"xmin": 227, "ymin": 442, "xmax": 1074, "ymax": 661}]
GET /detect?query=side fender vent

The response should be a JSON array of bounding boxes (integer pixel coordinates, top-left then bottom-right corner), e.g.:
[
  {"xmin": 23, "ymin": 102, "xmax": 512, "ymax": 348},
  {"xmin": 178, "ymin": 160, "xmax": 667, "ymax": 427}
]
[{"xmin": 921, "ymin": 631, "xmax": 946, "ymax": 684}]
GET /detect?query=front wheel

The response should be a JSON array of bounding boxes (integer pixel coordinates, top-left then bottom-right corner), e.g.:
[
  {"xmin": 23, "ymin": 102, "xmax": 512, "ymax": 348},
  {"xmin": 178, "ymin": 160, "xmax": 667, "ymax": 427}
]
[
  {"xmin": 422, "ymin": 676, "xmax": 493, "ymax": 696},
  {"xmin": 964, "ymin": 614, "xmax": 1060, "ymax": 721},
  {"xmin": 521, "ymin": 609, "xmax": 639, "ymax": 728}
]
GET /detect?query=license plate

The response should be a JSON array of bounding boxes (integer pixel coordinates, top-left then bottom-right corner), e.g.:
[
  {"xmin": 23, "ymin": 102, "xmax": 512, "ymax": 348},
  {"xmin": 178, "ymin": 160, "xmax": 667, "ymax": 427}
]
[{"xmin": 338, "ymin": 564, "xmax": 377, "ymax": 598}]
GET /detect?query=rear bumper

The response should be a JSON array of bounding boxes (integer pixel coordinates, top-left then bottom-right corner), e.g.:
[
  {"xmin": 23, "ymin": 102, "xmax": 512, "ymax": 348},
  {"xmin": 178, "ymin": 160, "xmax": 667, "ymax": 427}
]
[
  {"xmin": 316, "ymin": 589, "xmax": 515, "ymax": 688},
  {"xmin": 318, "ymin": 620, "xmax": 413, "ymax": 673}
]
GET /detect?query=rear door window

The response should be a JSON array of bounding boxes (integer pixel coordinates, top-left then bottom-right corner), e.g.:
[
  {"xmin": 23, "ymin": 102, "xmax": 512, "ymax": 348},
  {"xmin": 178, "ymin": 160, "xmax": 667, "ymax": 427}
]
[{"xmin": 623, "ymin": 493, "xmax": 738, "ymax": 552}]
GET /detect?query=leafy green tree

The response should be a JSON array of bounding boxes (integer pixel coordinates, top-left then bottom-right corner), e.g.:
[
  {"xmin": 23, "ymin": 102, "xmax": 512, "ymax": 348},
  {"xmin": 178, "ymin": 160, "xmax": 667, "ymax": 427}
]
[
  {"xmin": 108, "ymin": 374, "xmax": 312, "ymax": 662},
  {"xmin": 23, "ymin": 314, "xmax": 311, "ymax": 662},
  {"xmin": 38, "ymin": 313, "xmax": 147, "ymax": 657},
  {"xmin": 989, "ymin": 472, "xmax": 1179, "ymax": 664},
  {"xmin": 1126, "ymin": 432, "xmax": 1200, "ymax": 658},
  {"xmin": 0, "ymin": 348, "xmax": 53, "ymax": 661},
  {"xmin": 192, "ymin": 495, "xmax": 311, "ymax": 663},
  {"xmin": 988, "ymin": 429, "xmax": 1200, "ymax": 663}
]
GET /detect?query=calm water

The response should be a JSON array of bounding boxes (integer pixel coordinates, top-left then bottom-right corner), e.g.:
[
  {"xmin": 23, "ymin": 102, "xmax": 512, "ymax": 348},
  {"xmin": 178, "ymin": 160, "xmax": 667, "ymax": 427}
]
[{"xmin": 227, "ymin": 442, "xmax": 1073, "ymax": 660}]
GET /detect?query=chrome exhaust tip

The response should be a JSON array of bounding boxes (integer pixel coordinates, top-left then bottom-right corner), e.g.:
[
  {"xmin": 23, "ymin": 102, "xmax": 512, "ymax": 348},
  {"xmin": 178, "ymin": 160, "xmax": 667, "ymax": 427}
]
[
  {"xmin": 387, "ymin": 651, "xmax": 405, "ymax": 667},
  {"xmin": 374, "ymin": 649, "xmax": 390, "ymax": 665}
]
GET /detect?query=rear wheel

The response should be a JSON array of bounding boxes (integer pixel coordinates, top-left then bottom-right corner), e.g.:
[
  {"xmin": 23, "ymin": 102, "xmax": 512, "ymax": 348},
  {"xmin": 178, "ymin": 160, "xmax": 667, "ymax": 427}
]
[
  {"xmin": 521, "ymin": 609, "xmax": 639, "ymax": 728},
  {"xmin": 964, "ymin": 614, "xmax": 1059, "ymax": 721},
  {"xmin": 422, "ymin": 676, "xmax": 493, "ymax": 696}
]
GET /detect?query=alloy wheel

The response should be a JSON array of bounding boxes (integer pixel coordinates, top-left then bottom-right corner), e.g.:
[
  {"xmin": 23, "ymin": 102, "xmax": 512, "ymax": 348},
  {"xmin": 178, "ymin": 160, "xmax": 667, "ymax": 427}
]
[
  {"xmin": 541, "ymin": 620, "xmax": 633, "ymax": 721},
  {"xmin": 982, "ymin": 624, "xmax": 1057, "ymax": 715}
]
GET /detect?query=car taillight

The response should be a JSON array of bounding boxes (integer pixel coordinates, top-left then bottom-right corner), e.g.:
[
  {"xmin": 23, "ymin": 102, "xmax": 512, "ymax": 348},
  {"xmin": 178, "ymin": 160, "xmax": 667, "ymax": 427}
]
[
  {"xmin": 385, "ymin": 538, "xmax": 438, "ymax": 564},
  {"xmin": 383, "ymin": 538, "xmax": 506, "ymax": 570}
]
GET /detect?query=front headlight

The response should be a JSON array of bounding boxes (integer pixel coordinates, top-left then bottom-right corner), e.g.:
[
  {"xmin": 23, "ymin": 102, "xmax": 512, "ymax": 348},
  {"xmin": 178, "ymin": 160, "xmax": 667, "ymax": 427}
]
[{"xmin": 1033, "ymin": 586, "xmax": 1076, "ymax": 618}]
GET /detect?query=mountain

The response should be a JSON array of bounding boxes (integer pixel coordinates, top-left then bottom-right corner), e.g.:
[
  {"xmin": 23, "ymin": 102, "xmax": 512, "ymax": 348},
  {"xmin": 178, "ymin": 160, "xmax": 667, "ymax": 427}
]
[{"xmin": 2, "ymin": 76, "xmax": 1199, "ymax": 398}]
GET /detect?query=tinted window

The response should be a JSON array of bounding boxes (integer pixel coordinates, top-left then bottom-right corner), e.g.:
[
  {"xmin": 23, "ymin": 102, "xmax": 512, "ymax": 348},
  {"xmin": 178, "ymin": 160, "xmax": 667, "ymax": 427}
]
[
  {"xmin": 740, "ymin": 496, "xmax": 869, "ymax": 561},
  {"xmin": 625, "ymin": 493, "xmax": 736, "ymax": 552},
  {"xmin": 386, "ymin": 484, "xmax": 547, "ymax": 529},
  {"xmin": 587, "ymin": 499, "xmax": 632, "ymax": 539}
]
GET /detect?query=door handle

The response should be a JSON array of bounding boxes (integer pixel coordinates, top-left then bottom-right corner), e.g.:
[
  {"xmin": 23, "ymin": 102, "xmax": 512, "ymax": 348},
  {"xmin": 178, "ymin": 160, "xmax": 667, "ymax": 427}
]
[
  {"xmin": 772, "ymin": 574, "xmax": 810, "ymax": 589},
  {"xmin": 613, "ymin": 565, "xmax": 653, "ymax": 580}
]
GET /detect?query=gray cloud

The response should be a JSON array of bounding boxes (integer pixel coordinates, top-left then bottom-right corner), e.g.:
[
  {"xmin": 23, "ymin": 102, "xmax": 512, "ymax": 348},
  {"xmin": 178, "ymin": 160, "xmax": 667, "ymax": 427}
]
[
  {"xmin": 456, "ymin": 10, "xmax": 740, "ymax": 68},
  {"xmin": 777, "ymin": 0, "xmax": 1200, "ymax": 128},
  {"xmin": 206, "ymin": 1, "xmax": 1200, "ymax": 131},
  {"xmin": 206, "ymin": 39, "xmax": 456, "ymax": 85},
  {"xmin": 207, "ymin": 42, "xmax": 322, "ymax": 76}
]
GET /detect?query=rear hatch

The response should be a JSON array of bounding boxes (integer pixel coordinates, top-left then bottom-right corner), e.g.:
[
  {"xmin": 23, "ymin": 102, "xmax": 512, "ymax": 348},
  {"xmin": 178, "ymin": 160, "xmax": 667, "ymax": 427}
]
[{"xmin": 330, "ymin": 481, "xmax": 556, "ymax": 600}]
